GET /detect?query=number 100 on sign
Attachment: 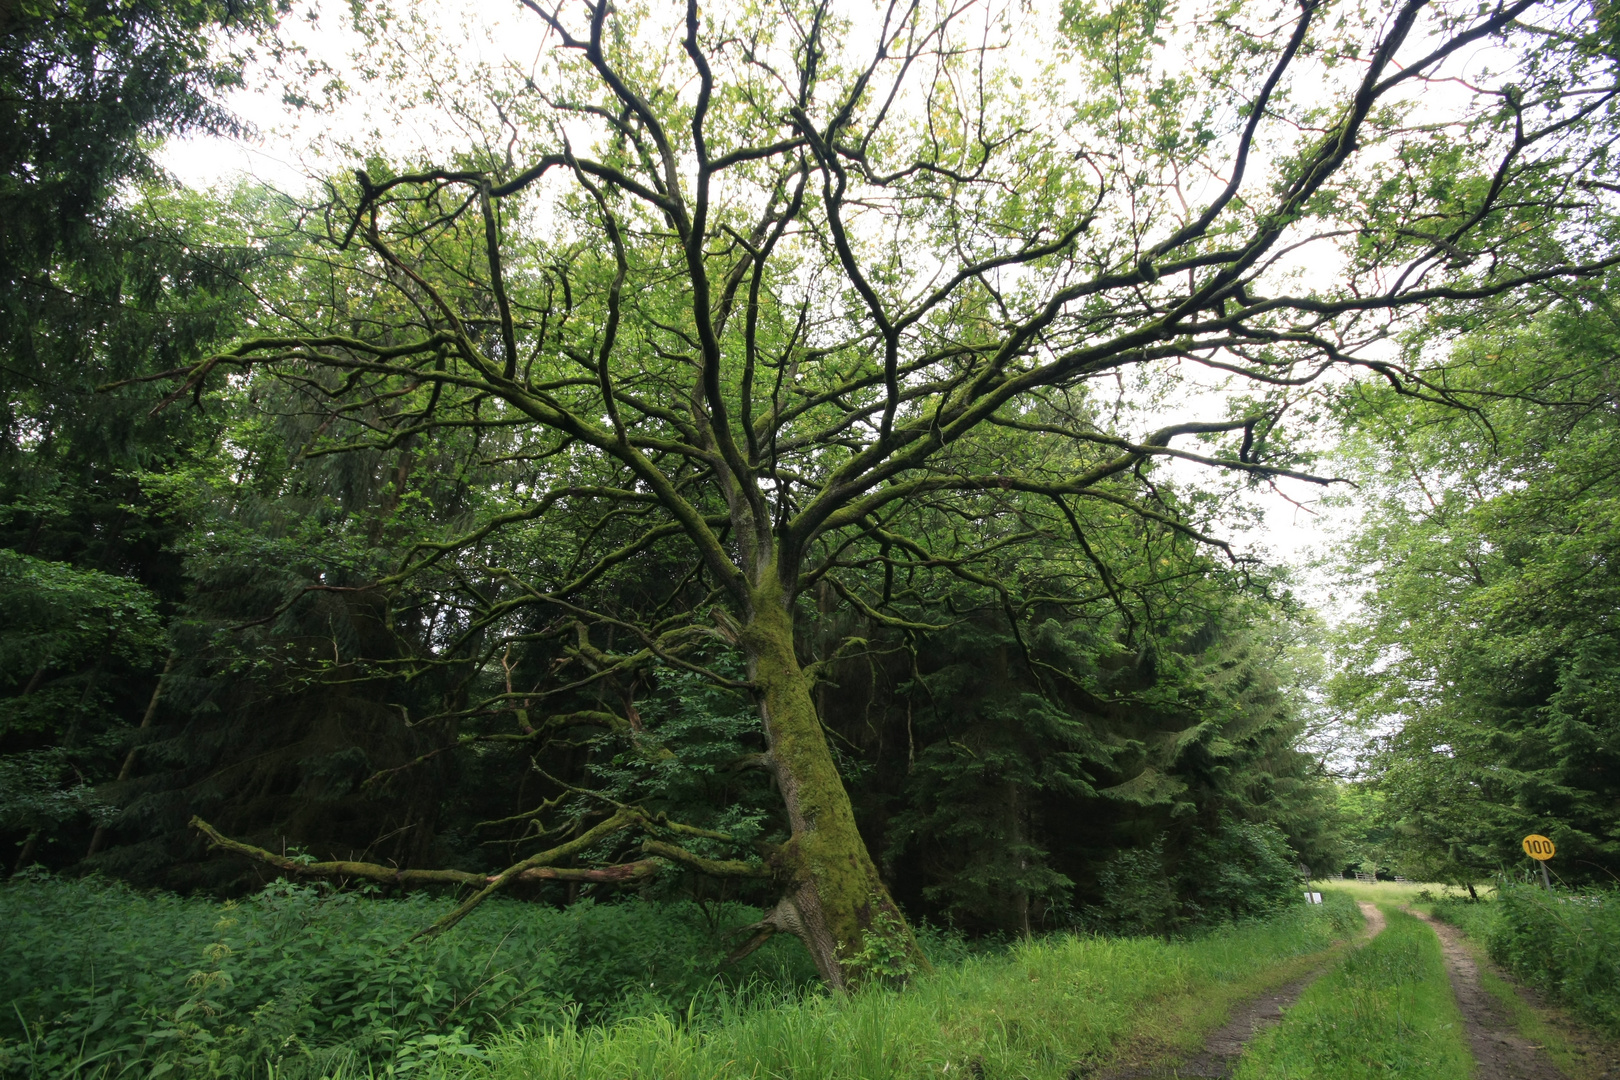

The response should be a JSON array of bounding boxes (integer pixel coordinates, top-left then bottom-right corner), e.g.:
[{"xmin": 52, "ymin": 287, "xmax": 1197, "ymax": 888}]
[{"xmin": 1522, "ymin": 834, "xmax": 1555, "ymax": 860}]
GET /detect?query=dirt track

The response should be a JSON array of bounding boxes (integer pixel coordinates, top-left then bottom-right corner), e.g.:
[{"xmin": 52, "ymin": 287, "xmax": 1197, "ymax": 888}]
[
  {"xmin": 1405, "ymin": 907, "xmax": 1577, "ymax": 1080},
  {"xmin": 1094, "ymin": 901, "xmax": 1386, "ymax": 1079}
]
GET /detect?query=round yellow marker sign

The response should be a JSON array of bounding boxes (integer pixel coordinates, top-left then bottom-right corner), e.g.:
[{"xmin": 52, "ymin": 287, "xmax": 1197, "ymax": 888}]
[{"xmin": 1522, "ymin": 834, "xmax": 1556, "ymax": 861}]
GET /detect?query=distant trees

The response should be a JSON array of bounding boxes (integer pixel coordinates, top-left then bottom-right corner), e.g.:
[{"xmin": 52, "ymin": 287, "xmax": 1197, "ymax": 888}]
[{"xmin": 1333, "ymin": 293, "xmax": 1620, "ymax": 887}]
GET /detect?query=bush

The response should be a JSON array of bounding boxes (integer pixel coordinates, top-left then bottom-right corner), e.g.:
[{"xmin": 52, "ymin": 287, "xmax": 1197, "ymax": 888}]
[
  {"xmin": 1433, "ymin": 883, "xmax": 1620, "ymax": 1036},
  {"xmin": 0, "ymin": 873, "xmax": 819, "ymax": 1079}
]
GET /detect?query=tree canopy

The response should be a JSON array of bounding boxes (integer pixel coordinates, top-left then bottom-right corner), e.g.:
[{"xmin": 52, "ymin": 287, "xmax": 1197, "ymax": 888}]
[{"xmin": 1332, "ymin": 288, "xmax": 1620, "ymax": 887}]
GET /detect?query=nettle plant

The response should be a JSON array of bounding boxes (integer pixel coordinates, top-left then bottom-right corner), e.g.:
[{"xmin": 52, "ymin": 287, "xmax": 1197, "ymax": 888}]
[{"xmin": 147, "ymin": 0, "xmax": 1619, "ymax": 987}]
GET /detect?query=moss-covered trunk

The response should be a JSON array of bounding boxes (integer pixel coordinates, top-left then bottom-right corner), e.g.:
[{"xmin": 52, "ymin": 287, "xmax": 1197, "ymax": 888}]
[{"xmin": 741, "ymin": 574, "xmax": 926, "ymax": 989}]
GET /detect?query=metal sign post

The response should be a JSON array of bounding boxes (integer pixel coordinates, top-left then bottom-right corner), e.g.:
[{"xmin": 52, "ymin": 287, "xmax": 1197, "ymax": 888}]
[{"xmin": 1521, "ymin": 834, "xmax": 1555, "ymax": 888}]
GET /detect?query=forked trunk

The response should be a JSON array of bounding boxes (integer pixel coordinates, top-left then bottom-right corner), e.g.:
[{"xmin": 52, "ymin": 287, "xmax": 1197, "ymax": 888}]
[{"xmin": 741, "ymin": 575, "xmax": 926, "ymax": 989}]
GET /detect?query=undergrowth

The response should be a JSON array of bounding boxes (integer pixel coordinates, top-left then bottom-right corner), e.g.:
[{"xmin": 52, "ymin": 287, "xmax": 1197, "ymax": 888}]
[
  {"xmin": 0, "ymin": 872, "xmax": 819, "ymax": 1079},
  {"xmin": 0, "ymin": 874, "xmax": 1357, "ymax": 1080},
  {"xmin": 1432, "ymin": 883, "xmax": 1620, "ymax": 1036},
  {"xmin": 1235, "ymin": 903, "xmax": 1471, "ymax": 1079}
]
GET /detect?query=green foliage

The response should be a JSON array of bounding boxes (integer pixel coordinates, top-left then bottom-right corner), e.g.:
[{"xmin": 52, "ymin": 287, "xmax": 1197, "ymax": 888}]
[
  {"xmin": 1, "ymin": 8, "xmax": 294, "ymax": 867},
  {"xmin": 1235, "ymin": 904, "xmax": 1472, "ymax": 1079},
  {"xmin": 0, "ymin": 548, "xmax": 164, "ymax": 725},
  {"xmin": 839, "ymin": 910, "xmax": 920, "ymax": 989},
  {"xmin": 0, "ymin": 549, "xmax": 164, "ymax": 853},
  {"xmin": 1333, "ymin": 295, "xmax": 1620, "ymax": 885},
  {"xmin": 0, "ymin": 0, "xmax": 273, "ymax": 294},
  {"xmin": 1433, "ymin": 884, "xmax": 1620, "ymax": 1037},
  {"xmin": 0, "ymin": 874, "xmax": 818, "ymax": 1079},
  {"xmin": 1091, "ymin": 818, "xmax": 1304, "ymax": 935},
  {"xmin": 882, "ymin": 586, "xmax": 1334, "ymax": 935},
  {"xmin": 1176, "ymin": 819, "xmax": 1306, "ymax": 927},
  {"xmin": 1331, "ymin": 784, "xmax": 1398, "ymax": 879}
]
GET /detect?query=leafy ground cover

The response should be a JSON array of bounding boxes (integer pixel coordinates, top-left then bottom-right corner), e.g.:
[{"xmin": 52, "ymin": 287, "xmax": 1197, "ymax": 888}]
[
  {"xmin": 1431, "ymin": 883, "xmax": 1620, "ymax": 1037},
  {"xmin": 1233, "ymin": 901, "xmax": 1471, "ymax": 1080},
  {"xmin": 0, "ymin": 876, "xmax": 1357, "ymax": 1079},
  {"xmin": 0, "ymin": 873, "xmax": 820, "ymax": 1079}
]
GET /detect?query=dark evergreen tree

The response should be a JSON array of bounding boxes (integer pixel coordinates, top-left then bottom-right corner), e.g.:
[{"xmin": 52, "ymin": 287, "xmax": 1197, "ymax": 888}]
[{"xmin": 1, "ymin": 0, "xmax": 278, "ymax": 872}]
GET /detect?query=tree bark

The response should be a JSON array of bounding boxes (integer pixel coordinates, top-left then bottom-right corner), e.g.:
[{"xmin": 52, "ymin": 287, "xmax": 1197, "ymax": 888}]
[{"xmin": 742, "ymin": 572, "xmax": 926, "ymax": 989}]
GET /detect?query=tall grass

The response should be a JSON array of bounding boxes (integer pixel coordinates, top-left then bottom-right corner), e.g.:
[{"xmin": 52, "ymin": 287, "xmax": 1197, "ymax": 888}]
[
  {"xmin": 1234, "ymin": 904, "xmax": 1471, "ymax": 1080},
  {"xmin": 453, "ymin": 895, "xmax": 1360, "ymax": 1080},
  {"xmin": 1432, "ymin": 883, "xmax": 1620, "ymax": 1036}
]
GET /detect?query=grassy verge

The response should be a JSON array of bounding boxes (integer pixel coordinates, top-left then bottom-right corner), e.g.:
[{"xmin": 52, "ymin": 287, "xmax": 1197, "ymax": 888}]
[
  {"xmin": 1468, "ymin": 947, "xmax": 1617, "ymax": 1080},
  {"xmin": 1232, "ymin": 902, "xmax": 1472, "ymax": 1080},
  {"xmin": 450, "ymin": 894, "xmax": 1361, "ymax": 1080}
]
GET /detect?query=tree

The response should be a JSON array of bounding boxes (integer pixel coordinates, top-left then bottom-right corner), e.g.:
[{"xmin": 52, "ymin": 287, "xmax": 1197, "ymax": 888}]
[
  {"xmin": 1332, "ymin": 289, "xmax": 1620, "ymax": 886},
  {"xmin": 0, "ymin": 0, "xmax": 281, "ymax": 871},
  {"xmin": 2, "ymin": 0, "xmax": 276, "ymax": 358},
  {"xmin": 162, "ymin": 0, "xmax": 1620, "ymax": 986}
]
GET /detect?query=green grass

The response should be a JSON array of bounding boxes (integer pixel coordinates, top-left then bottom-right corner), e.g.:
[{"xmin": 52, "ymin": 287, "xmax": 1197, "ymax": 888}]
[
  {"xmin": 448, "ymin": 895, "xmax": 1361, "ymax": 1080},
  {"xmin": 1308, "ymin": 879, "xmax": 1475, "ymax": 906},
  {"xmin": 1232, "ymin": 902, "xmax": 1472, "ymax": 1080}
]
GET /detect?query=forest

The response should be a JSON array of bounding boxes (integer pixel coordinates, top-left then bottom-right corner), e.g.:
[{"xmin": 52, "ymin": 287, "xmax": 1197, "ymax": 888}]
[{"xmin": 3, "ymin": 0, "xmax": 1620, "ymax": 1077}]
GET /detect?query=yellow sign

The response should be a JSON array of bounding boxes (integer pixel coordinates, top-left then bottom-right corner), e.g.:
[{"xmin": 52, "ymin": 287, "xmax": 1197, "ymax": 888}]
[{"xmin": 1522, "ymin": 834, "xmax": 1556, "ymax": 861}]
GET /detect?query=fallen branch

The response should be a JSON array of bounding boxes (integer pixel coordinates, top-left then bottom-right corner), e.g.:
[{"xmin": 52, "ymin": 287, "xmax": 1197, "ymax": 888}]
[
  {"xmin": 191, "ymin": 816, "xmax": 659, "ymax": 886},
  {"xmin": 191, "ymin": 808, "xmax": 782, "ymax": 943}
]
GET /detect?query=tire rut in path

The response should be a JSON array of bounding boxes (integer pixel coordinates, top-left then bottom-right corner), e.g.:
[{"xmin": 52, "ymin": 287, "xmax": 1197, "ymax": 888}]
[
  {"xmin": 1404, "ymin": 906, "xmax": 1570, "ymax": 1080},
  {"xmin": 1094, "ymin": 901, "xmax": 1386, "ymax": 1079}
]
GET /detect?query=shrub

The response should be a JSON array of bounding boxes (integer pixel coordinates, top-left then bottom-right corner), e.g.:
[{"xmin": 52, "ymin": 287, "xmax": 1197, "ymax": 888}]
[{"xmin": 1092, "ymin": 819, "xmax": 1305, "ymax": 935}]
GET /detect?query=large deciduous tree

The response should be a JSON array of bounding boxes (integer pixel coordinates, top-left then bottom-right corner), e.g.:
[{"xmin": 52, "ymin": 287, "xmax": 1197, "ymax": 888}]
[{"xmin": 166, "ymin": 0, "xmax": 1619, "ymax": 986}]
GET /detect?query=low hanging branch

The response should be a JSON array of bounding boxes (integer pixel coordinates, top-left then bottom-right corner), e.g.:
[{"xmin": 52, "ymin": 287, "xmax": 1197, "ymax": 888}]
[
  {"xmin": 190, "ymin": 810, "xmax": 773, "ymax": 941},
  {"xmin": 189, "ymin": 815, "xmax": 661, "ymax": 886}
]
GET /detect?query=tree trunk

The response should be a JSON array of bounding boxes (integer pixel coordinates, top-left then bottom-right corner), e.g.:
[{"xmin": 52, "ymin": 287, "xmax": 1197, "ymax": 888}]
[{"xmin": 741, "ymin": 574, "xmax": 926, "ymax": 989}]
